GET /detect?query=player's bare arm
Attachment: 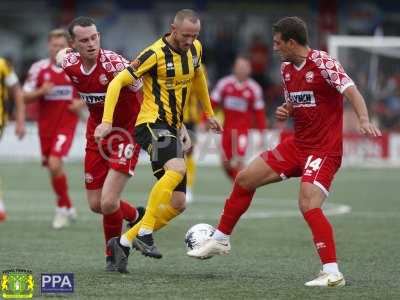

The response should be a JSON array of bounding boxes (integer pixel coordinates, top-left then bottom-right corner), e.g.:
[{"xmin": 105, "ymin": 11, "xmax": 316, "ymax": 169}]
[
  {"xmin": 10, "ymin": 83, "xmax": 26, "ymax": 139},
  {"xmin": 55, "ymin": 47, "xmax": 74, "ymax": 67},
  {"xmin": 68, "ymin": 98, "xmax": 86, "ymax": 113},
  {"xmin": 179, "ymin": 123, "xmax": 192, "ymax": 152},
  {"xmin": 94, "ymin": 69, "xmax": 136, "ymax": 142},
  {"xmin": 23, "ymin": 81, "xmax": 54, "ymax": 103},
  {"xmin": 344, "ymin": 85, "xmax": 382, "ymax": 137}
]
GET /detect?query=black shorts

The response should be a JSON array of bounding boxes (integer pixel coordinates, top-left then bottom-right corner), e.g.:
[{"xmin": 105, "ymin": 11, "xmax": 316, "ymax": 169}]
[{"xmin": 135, "ymin": 122, "xmax": 186, "ymax": 193}]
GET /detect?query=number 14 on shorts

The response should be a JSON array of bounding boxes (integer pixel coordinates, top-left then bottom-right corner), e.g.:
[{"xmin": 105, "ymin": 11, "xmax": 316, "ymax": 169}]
[{"xmin": 304, "ymin": 155, "xmax": 323, "ymax": 176}]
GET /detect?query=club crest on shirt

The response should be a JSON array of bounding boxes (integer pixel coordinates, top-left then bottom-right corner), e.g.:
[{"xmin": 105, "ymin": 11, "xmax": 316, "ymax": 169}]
[
  {"xmin": 192, "ymin": 55, "xmax": 199, "ymax": 67},
  {"xmin": 99, "ymin": 73, "xmax": 108, "ymax": 85},
  {"xmin": 305, "ymin": 71, "xmax": 314, "ymax": 83},
  {"xmin": 284, "ymin": 73, "xmax": 291, "ymax": 82},
  {"xmin": 242, "ymin": 90, "xmax": 251, "ymax": 98},
  {"xmin": 44, "ymin": 72, "xmax": 51, "ymax": 81}
]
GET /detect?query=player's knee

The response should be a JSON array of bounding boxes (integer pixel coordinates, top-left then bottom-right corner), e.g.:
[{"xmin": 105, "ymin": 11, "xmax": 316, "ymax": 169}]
[
  {"xmin": 89, "ymin": 202, "xmax": 102, "ymax": 214},
  {"xmin": 298, "ymin": 193, "xmax": 313, "ymax": 214},
  {"xmin": 101, "ymin": 195, "xmax": 118, "ymax": 214},
  {"xmin": 235, "ymin": 169, "xmax": 254, "ymax": 190},
  {"xmin": 48, "ymin": 157, "xmax": 62, "ymax": 176},
  {"xmin": 165, "ymin": 158, "xmax": 186, "ymax": 176}
]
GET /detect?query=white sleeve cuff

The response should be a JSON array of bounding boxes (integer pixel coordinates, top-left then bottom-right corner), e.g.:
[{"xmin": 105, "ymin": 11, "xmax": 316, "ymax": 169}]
[{"xmin": 5, "ymin": 72, "xmax": 19, "ymax": 87}]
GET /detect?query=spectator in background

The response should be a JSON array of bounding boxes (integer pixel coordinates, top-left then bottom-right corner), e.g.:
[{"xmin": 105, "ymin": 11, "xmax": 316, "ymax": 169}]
[
  {"xmin": 213, "ymin": 26, "xmax": 237, "ymax": 79},
  {"xmin": 374, "ymin": 73, "xmax": 400, "ymax": 131},
  {"xmin": 248, "ymin": 34, "xmax": 270, "ymax": 89}
]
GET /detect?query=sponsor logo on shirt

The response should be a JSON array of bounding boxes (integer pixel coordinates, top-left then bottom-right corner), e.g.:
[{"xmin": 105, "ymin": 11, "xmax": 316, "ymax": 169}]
[
  {"xmin": 43, "ymin": 85, "xmax": 74, "ymax": 101},
  {"xmin": 79, "ymin": 92, "xmax": 106, "ymax": 104},
  {"xmin": 166, "ymin": 62, "xmax": 174, "ymax": 71},
  {"xmin": 289, "ymin": 91, "xmax": 316, "ymax": 107},
  {"xmin": 224, "ymin": 96, "xmax": 249, "ymax": 112}
]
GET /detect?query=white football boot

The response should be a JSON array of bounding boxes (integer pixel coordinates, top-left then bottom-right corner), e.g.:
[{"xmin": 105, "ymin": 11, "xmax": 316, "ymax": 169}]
[
  {"xmin": 68, "ymin": 207, "xmax": 77, "ymax": 223},
  {"xmin": 305, "ymin": 271, "xmax": 345, "ymax": 287},
  {"xmin": 187, "ymin": 238, "xmax": 231, "ymax": 259},
  {"xmin": 52, "ymin": 207, "xmax": 70, "ymax": 229}
]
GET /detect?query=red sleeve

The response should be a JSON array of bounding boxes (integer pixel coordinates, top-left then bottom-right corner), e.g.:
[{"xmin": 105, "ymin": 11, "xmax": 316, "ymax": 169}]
[{"xmin": 310, "ymin": 50, "xmax": 355, "ymax": 94}]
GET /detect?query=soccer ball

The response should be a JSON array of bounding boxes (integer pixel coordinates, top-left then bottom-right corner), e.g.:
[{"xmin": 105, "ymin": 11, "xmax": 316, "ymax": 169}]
[{"xmin": 185, "ymin": 223, "xmax": 215, "ymax": 251}]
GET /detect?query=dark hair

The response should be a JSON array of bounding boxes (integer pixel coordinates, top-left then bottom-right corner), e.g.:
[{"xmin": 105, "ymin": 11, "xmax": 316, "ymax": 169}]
[
  {"xmin": 48, "ymin": 28, "xmax": 69, "ymax": 41},
  {"xmin": 68, "ymin": 16, "xmax": 96, "ymax": 38},
  {"xmin": 174, "ymin": 9, "xmax": 199, "ymax": 24},
  {"xmin": 272, "ymin": 16, "xmax": 309, "ymax": 46}
]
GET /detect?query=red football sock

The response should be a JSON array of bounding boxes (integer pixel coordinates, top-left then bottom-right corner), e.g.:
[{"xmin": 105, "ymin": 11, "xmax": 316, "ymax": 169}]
[
  {"xmin": 217, "ymin": 182, "xmax": 255, "ymax": 235},
  {"xmin": 120, "ymin": 200, "xmax": 138, "ymax": 222},
  {"xmin": 51, "ymin": 174, "xmax": 72, "ymax": 209},
  {"xmin": 103, "ymin": 208, "xmax": 123, "ymax": 257},
  {"xmin": 303, "ymin": 208, "xmax": 337, "ymax": 264}
]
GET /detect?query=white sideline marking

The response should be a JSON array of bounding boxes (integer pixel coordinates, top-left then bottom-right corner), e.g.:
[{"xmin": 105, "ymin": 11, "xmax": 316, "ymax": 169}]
[{"xmin": 4, "ymin": 190, "xmax": 351, "ymax": 221}]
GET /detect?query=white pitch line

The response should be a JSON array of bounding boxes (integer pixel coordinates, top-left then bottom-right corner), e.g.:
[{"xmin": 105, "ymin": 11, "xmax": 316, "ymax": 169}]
[{"xmin": 3, "ymin": 190, "xmax": 352, "ymax": 221}]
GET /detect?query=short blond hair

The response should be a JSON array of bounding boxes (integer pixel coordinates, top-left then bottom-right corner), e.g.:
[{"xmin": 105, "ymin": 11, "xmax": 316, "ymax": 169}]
[
  {"xmin": 173, "ymin": 9, "xmax": 199, "ymax": 25},
  {"xmin": 48, "ymin": 28, "xmax": 70, "ymax": 41}
]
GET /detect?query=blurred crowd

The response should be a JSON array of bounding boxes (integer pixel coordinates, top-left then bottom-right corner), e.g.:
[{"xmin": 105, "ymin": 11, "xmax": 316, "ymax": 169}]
[{"xmin": 1, "ymin": 0, "xmax": 400, "ymax": 132}]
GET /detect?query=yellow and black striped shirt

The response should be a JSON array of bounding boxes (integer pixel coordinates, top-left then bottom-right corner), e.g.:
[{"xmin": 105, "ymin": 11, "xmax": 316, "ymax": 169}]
[
  {"xmin": 127, "ymin": 35, "xmax": 212, "ymax": 129},
  {"xmin": 0, "ymin": 58, "xmax": 18, "ymax": 133},
  {"xmin": 183, "ymin": 86, "xmax": 202, "ymax": 124}
]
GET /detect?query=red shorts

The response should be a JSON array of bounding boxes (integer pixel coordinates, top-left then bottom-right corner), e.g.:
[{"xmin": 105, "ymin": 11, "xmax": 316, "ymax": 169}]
[
  {"xmin": 84, "ymin": 133, "xmax": 140, "ymax": 190},
  {"xmin": 260, "ymin": 137, "xmax": 342, "ymax": 196},
  {"xmin": 40, "ymin": 130, "xmax": 76, "ymax": 166},
  {"xmin": 222, "ymin": 129, "xmax": 249, "ymax": 161}
]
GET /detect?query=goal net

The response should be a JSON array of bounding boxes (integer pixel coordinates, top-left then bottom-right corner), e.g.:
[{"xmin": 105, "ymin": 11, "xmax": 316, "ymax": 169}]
[
  {"xmin": 327, "ymin": 35, "xmax": 400, "ymax": 105},
  {"xmin": 327, "ymin": 35, "xmax": 400, "ymax": 166}
]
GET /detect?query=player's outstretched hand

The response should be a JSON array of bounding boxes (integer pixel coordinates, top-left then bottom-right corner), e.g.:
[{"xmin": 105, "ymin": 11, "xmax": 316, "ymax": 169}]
[
  {"xmin": 206, "ymin": 116, "xmax": 223, "ymax": 134},
  {"xmin": 275, "ymin": 103, "xmax": 292, "ymax": 121},
  {"xmin": 40, "ymin": 81, "xmax": 54, "ymax": 95},
  {"xmin": 55, "ymin": 47, "xmax": 74, "ymax": 67},
  {"xmin": 94, "ymin": 122, "xmax": 112, "ymax": 143},
  {"xmin": 180, "ymin": 124, "xmax": 192, "ymax": 153},
  {"xmin": 359, "ymin": 120, "xmax": 382, "ymax": 137},
  {"xmin": 15, "ymin": 120, "xmax": 26, "ymax": 140}
]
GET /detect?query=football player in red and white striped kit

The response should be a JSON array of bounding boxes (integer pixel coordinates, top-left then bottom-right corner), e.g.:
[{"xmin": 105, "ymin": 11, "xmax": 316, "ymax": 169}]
[
  {"xmin": 23, "ymin": 29, "xmax": 84, "ymax": 229},
  {"xmin": 211, "ymin": 55, "xmax": 267, "ymax": 181},
  {"xmin": 188, "ymin": 17, "xmax": 381, "ymax": 287},
  {"xmin": 58, "ymin": 17, "xmax": 144, "ymax": 271}
]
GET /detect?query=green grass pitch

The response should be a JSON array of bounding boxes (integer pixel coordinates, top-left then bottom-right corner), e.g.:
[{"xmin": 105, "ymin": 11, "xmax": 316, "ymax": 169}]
[{"xmin": 0, "ymin": 162, "xmax": 399, "ymax": 299}]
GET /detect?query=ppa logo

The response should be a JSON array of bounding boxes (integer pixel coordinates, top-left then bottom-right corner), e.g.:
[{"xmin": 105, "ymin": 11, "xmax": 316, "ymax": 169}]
[{"xmin": 41, "ymin": 273, "xmax": 74, "ymax": 293}]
